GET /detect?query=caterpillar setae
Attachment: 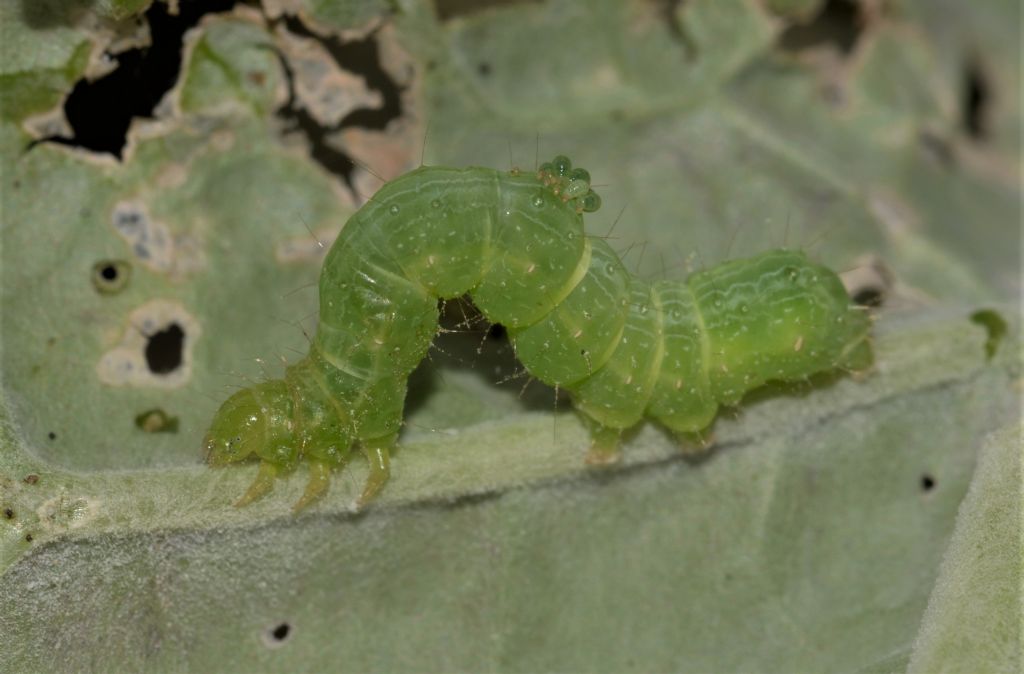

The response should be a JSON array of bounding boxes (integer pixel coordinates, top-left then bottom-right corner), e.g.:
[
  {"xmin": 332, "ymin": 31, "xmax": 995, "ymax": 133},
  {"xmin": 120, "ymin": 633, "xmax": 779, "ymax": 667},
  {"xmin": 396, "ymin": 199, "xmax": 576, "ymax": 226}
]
[{"xmin": 204, "ymin": 156, "xmax": 873, "ymax": 511}]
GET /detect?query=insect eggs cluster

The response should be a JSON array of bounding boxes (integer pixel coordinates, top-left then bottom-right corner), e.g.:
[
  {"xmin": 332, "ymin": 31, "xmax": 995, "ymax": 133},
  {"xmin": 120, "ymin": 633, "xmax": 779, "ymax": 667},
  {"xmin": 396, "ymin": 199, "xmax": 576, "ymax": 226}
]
[{"xmin": 537, "ymin": 155, "xmax": 602, "ymax": 213}]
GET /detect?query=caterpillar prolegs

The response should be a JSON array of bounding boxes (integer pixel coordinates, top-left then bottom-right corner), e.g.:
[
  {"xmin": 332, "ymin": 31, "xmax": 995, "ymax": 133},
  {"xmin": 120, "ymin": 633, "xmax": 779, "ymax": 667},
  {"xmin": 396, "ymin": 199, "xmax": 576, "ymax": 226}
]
[{"xmin": 204, "ymin": 157, "xmax": 873, "ymax": 511}]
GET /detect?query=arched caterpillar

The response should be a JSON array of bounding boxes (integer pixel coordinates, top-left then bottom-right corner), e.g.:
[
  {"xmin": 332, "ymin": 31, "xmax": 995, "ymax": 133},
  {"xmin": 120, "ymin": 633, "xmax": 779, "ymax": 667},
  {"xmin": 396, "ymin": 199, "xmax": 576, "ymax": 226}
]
[{"xmin": 205, "ymin": 156, "xmax": 873, "ymax": 511}]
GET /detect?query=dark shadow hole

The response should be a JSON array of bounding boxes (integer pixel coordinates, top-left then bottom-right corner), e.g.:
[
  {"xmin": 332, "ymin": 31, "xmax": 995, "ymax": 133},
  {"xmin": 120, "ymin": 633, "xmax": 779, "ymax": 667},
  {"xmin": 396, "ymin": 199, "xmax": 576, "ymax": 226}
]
[
  {"xmin": 404, "ymin": 300, "xmax": 557, "ymax": 417},
  {"xmin": 477, "ymin": 61, "xmax": 492, "ymax": 76},
  {"xmin": 33, "ymin": 0, "xmax": 238, "ymax": 158},
  {"xmin": 962, "ymin": 59, "xmax": 990, "ymax": 139},
  {"xmin": 145, "ymin": 323, "xmax": 185, "ymax": 374},
  {"xmin": 47, "ymin": 431, "xmax": 57, "ymax": 440},
  {"xmin": 920, "ymin": 474, "xmax": 936, "ymax": 492},
  {"xmin": 778, "ymin": 0, "xmax": 862, "ymax": 55},
  {"xmin": 92, "ymin": 259, "xmax": 132, "ymax": 295},
  {"xmin": 271, "ymin": 623, "xmax": 290, "ymax": 641},
  {"xmin": 852, "ymin": 287, "xmax": 884, "ymax": 308}
]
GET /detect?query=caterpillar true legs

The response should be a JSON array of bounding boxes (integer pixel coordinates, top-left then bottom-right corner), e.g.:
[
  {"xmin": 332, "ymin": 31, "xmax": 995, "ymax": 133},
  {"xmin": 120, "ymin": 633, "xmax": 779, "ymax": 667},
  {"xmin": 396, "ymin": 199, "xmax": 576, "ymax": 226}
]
[{"xmin": 204, "ymin": 156, "xmax": 873, "ymax": 511}]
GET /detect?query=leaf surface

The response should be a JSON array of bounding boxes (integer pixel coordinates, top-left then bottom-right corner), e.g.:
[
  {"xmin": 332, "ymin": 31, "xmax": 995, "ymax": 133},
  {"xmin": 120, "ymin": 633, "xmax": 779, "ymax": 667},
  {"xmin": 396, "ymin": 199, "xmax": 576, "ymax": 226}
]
[{"xmin": 1, "ymin": 0, "xmax": 1019, "ymax": 671}]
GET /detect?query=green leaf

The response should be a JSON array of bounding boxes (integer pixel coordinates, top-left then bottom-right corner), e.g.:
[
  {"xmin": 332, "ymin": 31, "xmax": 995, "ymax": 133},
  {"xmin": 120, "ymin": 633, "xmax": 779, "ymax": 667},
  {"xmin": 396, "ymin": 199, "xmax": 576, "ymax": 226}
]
[
  {"xmin": 1, "ymin": 0, "xmax": 1020, "ymax": 671},
  {"xmin": 907, "ymin": 424, "xmax": 1023, "ymax": 674}
]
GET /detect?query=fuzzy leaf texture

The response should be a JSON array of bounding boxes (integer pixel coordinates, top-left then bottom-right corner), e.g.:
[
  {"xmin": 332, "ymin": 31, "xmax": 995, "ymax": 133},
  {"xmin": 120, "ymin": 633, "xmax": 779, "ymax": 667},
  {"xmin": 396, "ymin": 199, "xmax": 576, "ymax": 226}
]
[{"xmin": 0, "ymin": 0, "xmax": 1020, "ymax": 671}]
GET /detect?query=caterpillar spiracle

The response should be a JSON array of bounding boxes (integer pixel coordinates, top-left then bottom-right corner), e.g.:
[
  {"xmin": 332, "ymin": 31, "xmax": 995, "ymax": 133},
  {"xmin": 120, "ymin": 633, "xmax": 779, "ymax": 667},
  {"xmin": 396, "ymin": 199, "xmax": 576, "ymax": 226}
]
[{"xmin": 204, "ymin": 156, "xmax": 874, "ymax": 511}]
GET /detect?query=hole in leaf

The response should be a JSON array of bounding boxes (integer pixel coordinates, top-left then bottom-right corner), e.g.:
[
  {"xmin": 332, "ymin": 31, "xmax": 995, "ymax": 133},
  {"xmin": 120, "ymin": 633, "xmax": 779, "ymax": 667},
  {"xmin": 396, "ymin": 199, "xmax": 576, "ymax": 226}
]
[
  {"xmin": 778, "ymin": 0, "xmax": 863, "ymax": 55},
  {"xmin": 34, "ymin": 0, "xmax": 238, "ymax": 158},
  {"xmin": 487, "ymin": 323, "xmax": 507, "ymax": 340},
  {"xmin": 852, "ymin": 288, "xmax": 883, "ymax": 308},
  {"xmin": 275, "ymin": 16, "xmax": 405, "ymax": 194},
  {"xmin": 920, "ymin": 474, "xmax": 936, "ymax": 492},
  {"xmin": 145, "ymin": 323, "xmax": 185, "ymax": 374},
  {"xmin": 962, "ymin": 58, "xmax": 990, "ymax": 140},
  {"xmin": 92, "ymin": 260, "xmax": 132, "ymax": 295},
  {"xmin": 47, "ymin": 432, "xmax": 57, "ymax": 440},
  {"xmin": 842, "ymin": 255, "xmax": 894, "ymax": 308},
  {"xmin": 261, "ymin": 621, "xmax": 293, "ymax": 648}
]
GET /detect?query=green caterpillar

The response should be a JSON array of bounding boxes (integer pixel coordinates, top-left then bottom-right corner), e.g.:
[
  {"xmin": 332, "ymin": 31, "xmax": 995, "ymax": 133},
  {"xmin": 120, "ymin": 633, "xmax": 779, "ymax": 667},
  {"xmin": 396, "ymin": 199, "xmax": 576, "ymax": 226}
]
[{"xmin": 205, "ymin": 156, "xmax": 873, "ymax": 511}]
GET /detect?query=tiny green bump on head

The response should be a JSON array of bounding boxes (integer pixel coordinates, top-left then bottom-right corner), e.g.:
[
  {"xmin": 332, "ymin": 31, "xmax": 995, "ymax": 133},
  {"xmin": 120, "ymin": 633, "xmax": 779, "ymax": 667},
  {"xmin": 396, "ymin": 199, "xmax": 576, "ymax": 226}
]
[
  {"xmin": 552, "ymin": 155, "xmax": 572, "ymax": 176},
  {"xmin": 569, "ymin": 167, "xmax": 590, "ymax": 184},
  {"xmin": 538, "ymin": 161, "xmax": 554, "ymax": 175},
  {"xmin": 582, "ymin": 190, "xmax": 602, "ymax": 213},
  {"xmin": 564, "ymin": 179, "xmax": 590, "ymax": 199}
]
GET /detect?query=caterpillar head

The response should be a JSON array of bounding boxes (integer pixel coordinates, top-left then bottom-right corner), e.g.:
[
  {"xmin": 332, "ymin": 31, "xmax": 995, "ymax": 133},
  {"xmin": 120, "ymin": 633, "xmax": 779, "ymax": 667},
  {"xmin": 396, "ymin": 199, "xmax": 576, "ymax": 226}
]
[
  {"xmin": 204, "ymin": 387, "xmax": 265, "ymax": 466},
  {"xmin": 202, "ymin": 383, "xmax": 292, "ymax": 467},
  {"xmin": 538, "ymin": 155, "xmax": 602, "ymax": 213}
]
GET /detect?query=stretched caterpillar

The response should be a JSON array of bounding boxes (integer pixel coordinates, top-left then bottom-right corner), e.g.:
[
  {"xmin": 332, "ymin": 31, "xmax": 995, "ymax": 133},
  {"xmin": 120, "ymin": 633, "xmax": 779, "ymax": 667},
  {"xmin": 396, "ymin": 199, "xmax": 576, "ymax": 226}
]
[{"xmin": 205, "ymin": 156, "xmax": 873, "ymax": 511}]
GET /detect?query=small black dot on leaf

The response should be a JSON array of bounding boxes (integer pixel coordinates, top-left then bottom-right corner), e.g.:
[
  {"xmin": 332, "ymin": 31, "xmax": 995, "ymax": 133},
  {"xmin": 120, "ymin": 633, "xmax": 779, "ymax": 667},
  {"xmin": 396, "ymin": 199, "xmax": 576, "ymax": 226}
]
[{"xmin": 262, "ymin": 621, "xmax": 293, "ymax": 648}]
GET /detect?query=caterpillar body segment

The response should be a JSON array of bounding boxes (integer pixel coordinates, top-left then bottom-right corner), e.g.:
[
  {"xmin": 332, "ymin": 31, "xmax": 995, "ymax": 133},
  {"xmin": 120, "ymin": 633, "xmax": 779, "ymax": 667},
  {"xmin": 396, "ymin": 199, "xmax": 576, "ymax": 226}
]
[{"xmin": 204, "ymin": 157, "xmax": 873, "ymax": 510}]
